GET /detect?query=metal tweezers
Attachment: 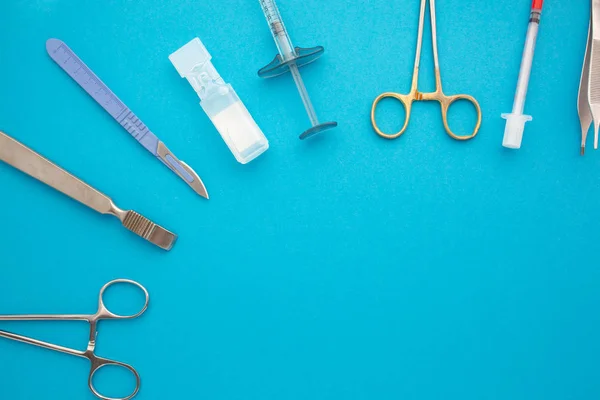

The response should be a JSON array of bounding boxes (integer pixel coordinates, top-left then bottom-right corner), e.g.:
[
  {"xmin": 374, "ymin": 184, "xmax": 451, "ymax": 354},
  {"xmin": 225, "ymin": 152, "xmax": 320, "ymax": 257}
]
[{"xmin": 578, "ymin": 0, "xmax": 600, "ymax": 155}]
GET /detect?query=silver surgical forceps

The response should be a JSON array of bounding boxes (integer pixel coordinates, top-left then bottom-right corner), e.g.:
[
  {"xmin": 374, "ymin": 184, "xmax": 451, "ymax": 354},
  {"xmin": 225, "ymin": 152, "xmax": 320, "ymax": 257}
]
[
  {"xmin": 578, "ymin": 0, "xmax": 600, "ymax": 155},
  {"xmin": 371, "ymin": 0, "xmax": 482, "ymax": 140},
  {"xmin": 0, "ymin": 279, "xmax": 149, "ymax": 400}
]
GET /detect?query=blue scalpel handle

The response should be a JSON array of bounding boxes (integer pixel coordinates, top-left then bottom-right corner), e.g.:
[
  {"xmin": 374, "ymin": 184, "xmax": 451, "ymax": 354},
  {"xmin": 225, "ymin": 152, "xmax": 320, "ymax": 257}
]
[{"xmin": 46, "ymin": 38, "xmax": 208, "ymax": 199}]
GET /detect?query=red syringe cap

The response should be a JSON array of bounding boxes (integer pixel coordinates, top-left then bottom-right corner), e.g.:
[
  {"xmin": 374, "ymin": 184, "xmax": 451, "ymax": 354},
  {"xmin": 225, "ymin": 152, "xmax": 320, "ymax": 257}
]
[{"xmin": 532, "ymin": 0, "xmax": 544, "ymax": 11}]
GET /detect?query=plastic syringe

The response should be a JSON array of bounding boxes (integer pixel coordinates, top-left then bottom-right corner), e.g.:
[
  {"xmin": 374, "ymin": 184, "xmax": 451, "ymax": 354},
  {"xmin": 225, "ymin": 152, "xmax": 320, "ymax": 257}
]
[
  {"xmin": 501, "ymin": 0, "xmax": 544, "ymax": 149},
  {"xmin": 258, "ymin": 0, "xmax": 338, "ymax": 140}
]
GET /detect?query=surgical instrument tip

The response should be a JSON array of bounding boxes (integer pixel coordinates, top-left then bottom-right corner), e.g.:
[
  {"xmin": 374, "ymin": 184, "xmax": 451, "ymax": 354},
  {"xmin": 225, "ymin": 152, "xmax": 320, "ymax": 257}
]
[
  {"xmin": 160, "ymin": 151, "xmax": 209, "ymax": 199},
  {"xmin": 257, "ymin": 0, "xmax": 337, "ymax": 140},
  {"xmin": 156, "ymin": 141, "xmax": 209, "ymax": 199},
  {"xmin": 578, "ymin": 20, "xmax": 592, "ymax": 155},
  {"xmin": 586, "ymin": 1, "xmax": 600, "ymax": 153},
  {"xmin": 121, "ymin": 210, "xmax": 177, "ymax": 250}
]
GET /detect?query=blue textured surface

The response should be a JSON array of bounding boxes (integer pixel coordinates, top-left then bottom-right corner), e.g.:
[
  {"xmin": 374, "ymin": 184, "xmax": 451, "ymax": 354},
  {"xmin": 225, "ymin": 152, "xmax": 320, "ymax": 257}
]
[{"xmin": 0, "ymin": 1, "xmax": 599, "ymax": 399}]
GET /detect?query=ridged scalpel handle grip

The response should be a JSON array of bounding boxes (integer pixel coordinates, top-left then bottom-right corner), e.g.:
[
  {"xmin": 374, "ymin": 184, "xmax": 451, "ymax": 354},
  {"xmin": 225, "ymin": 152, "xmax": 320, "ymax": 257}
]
[
  {"xmin": 45, "ymin": 38, "xmax": 160, "ymax": 155},
  {"xmin": 122, "ymin": 211, "xmax": 177, "ymax": 250}
]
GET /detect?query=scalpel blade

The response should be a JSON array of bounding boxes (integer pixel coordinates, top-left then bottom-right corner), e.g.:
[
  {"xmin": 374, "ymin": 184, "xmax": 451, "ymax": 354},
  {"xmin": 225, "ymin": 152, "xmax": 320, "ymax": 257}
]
[{"xmin": 46, "ymin": 38, "xmax": 208, "ymax": 199}]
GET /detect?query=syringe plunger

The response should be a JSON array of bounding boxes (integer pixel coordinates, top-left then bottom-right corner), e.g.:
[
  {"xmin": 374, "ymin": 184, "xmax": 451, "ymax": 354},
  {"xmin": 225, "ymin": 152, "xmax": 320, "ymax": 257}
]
[
  {"xmin": 257, "ymin": 0, "xmax": 338, "ymax": 140},
  {"xmin": 501, "ymin": 1, "xmax": 543, "ymax": 149}
]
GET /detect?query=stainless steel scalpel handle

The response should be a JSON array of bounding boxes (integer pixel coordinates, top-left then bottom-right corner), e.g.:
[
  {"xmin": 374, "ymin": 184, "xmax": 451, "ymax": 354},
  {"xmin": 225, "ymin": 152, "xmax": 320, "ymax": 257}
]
[
  {"xmin": 0, "ymin": 131, "xmax": 116, "ymax": 214},
  {"xmin": 0, "ymin": 131, "xmax": 177, "ymax": 250}
]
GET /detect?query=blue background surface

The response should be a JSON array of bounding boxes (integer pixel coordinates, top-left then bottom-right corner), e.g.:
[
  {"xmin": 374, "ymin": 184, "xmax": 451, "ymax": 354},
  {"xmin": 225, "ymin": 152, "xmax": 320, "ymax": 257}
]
[{"xmin": 1, "ymin": 0, "xmax": 599, "ymax": 399}]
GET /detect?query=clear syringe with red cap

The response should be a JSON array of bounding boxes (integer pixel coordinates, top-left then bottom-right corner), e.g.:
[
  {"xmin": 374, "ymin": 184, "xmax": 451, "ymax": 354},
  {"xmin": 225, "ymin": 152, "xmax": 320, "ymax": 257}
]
[{"xmin": 501, "ymin": 0, "xmax": 544, "ymax": 149}]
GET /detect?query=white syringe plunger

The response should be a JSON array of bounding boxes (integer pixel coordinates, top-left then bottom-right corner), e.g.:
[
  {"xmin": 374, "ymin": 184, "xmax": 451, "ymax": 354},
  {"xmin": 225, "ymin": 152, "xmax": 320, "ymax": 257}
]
[{"xmin": 501, "ymin": 3, "xmax": 543, "ymax": 149}]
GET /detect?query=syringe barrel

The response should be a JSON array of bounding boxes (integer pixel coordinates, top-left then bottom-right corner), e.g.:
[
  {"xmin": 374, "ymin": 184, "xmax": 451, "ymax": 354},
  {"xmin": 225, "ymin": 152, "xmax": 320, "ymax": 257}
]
[
  {"xmin": 259, "ymin": 0, "xmax": 296, "ymax": 60},
  {"xmin": 512, "ymin": 5, "xmax": 542, "ymax": 114}
]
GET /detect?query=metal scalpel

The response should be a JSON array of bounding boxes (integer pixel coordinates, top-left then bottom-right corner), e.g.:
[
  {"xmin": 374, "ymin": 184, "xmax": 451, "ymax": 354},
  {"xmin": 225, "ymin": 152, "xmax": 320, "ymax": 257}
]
[
  {"xmin": 46, "ymin": 38, "xmax": 208, "ymax": 198},
  {"xmin": 0, "ymin": 131, "xmax": 177, "ymax": 250}
]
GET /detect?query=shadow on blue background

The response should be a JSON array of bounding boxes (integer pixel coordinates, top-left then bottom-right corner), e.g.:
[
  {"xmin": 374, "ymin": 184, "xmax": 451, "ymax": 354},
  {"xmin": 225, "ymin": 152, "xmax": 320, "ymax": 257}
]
[{"xmin": 0, "ymin": 1, "xmax": 599, "ymax": 399}]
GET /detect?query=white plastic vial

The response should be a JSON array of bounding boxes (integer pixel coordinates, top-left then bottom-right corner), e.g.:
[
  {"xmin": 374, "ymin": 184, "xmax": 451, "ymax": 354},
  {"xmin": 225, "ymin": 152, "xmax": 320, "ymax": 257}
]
[{"xmin": 169, "ymin": 38, "xmax": 269, "ymax": 164}]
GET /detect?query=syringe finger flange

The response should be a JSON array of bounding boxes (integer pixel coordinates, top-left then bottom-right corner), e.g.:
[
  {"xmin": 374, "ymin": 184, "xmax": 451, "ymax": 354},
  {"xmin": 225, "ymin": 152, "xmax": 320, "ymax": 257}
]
[
  {"xmin": 258, "ymin": 46, "xmax": 325, "ymax": 79},
  {"xmin": 300, "ymin": 122, "xmax": 338, "ymax": 140}
]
